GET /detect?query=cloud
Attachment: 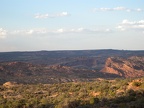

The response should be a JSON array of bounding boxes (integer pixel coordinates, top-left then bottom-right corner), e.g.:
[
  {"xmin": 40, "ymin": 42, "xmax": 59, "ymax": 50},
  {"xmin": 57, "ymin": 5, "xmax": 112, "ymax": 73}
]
[
  {"xmin": 26, "ymin": 28, "xmax": 47, "ymax": 34},
  {"xmin": 11, "ymin": 28, "xmax": 48, "ymax": 35},
  {"xmin": 69, "ymin": 28, "xmax": 112, "ymax": 33},
  {"xmin": 50, "ymin": 28, "xmax": 113, "ymax": 34},
  {"xmin": 94, "ymin": 7, "xmax": 143, "ymax": 12},
  {"xmin": 136, "ymin": 8, "xmax": 143, "ymax": 12},
  {"xmin": 117, "ymin": 19, "xmax": 144, "ymax": 33},
  {"xmin": 4, "ymin": 27, "xmax": 112, "ymax": 37},
  {"xmin": 35, "ymin": 12, "xmax": 70, "ymax": 19},
  {"xmin": 35, "ymin": 14, "xmax": 49, "ymax": 19},
  {"xmin": 114, "ymin": 7, "xmax": 126, "ymax": 11},
  {"xmin": 0, "ymin": 28, "xmax": 7, "ymax": 39},
  {"xmin": 58, "ymin": 12, "xmax": 69, "ymax": 16}
]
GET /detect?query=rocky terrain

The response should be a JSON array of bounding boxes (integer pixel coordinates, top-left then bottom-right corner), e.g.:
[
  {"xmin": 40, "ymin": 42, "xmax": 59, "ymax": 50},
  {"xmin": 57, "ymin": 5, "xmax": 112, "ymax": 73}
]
[
  {"xmin": 100, "ymin": 56, "xmax": 144, "ymax": 77},
  {"xmin": 0, "ymin": 61, "xmax": 119, "ymax": 84},
  {"xmin": 0, "ymin": 49, "xmax": 144, "ymax": 84}
]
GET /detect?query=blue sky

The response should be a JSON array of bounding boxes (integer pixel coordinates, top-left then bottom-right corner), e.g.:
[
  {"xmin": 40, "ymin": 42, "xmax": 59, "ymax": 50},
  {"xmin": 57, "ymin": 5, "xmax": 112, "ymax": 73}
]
[{"xmin": 0, "ymin": 0, "xmax": 144, "ymax": 51}]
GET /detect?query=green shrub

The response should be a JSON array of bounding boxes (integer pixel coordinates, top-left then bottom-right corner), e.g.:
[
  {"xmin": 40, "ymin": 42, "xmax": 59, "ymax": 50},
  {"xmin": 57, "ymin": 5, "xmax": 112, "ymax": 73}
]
[
  {"xmin": 132, "ymin": 81, "xmax": 141, "ymax": 87},
  {"xmin": 64, "ymin": 100, "xmax": 80, "ymax": 108},
  {"xmin": 89, "ymin": 97, "xmax": 99, "ymax": 105},
  {"xmin": 126, "ymin": 89, "xmax": 136, "ymax": 96}
]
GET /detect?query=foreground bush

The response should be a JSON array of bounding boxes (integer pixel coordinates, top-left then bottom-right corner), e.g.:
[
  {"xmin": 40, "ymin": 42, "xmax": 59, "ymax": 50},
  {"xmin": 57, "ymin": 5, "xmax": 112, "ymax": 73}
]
[{"xmin": 0, "ymin": 78, "xmax": 144, "ymax": 108}]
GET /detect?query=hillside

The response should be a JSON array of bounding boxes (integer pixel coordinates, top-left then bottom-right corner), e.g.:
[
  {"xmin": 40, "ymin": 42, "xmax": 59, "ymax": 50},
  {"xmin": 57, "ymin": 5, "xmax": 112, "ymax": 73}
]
[
  {"xmin": 0, "ymin": 49, "xmax": 143, "ymax": 84},
  {"xmin": 0, "ymin": 62, "xmax": 119, "ymax": 84},
  {"xmin": 101, "ymin": 56, "xmax": 144, "ymax": 78}
]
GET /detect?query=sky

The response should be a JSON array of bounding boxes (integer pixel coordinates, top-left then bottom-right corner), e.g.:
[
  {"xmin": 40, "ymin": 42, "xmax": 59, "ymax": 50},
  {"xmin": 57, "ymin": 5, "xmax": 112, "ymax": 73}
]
[{"xmin": 0, "ymin": 0, "xmax": 144, "ymax": 52}]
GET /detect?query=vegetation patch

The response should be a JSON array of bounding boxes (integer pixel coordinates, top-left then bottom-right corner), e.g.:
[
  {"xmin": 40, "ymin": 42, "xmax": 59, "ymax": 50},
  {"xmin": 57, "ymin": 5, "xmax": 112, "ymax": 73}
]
[{"xmin": 0, "ymin": 77, "xmax": 144, "ymax": 108}]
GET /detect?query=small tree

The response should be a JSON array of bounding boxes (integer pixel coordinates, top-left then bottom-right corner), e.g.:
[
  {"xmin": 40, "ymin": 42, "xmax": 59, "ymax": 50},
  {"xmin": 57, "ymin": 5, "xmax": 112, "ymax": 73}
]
[
  {"xmin": 89, "ymin": 97, "xmax": 99, "ymax": 105},
  {"xmin": 132, "ymin": 81, "xmax": 141, "ymax": 87}
]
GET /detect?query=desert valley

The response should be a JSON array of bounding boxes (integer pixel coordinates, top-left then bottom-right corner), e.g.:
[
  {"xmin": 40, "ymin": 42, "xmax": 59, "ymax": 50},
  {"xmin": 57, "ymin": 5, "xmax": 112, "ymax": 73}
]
[{"xmin": 0, "ymin": 49, "xmax": 144, "ymax": 108}]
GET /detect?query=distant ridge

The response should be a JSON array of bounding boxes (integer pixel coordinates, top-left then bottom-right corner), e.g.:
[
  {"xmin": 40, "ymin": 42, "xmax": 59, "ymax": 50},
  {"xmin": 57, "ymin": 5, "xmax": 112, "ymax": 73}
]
[
  {"xmin": 0, "ymin": 49, "xmax": 143, "ymax": 84},
  {"xmin": 1, "ymin": 49, "xmax": 144, "ymax": 53}
]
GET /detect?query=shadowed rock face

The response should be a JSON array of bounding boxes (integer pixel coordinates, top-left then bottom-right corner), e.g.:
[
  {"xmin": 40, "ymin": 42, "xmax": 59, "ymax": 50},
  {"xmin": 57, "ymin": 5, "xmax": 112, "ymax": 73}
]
[{"xmin": 100, "ymin": 56, "xmax": 144, "ymax": 78}]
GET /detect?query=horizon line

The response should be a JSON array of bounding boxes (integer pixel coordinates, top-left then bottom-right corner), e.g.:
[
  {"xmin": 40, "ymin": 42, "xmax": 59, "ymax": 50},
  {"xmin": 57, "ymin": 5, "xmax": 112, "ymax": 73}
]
[{"xmin": 0, "ymin": 49, "xmax": 144, "ymax": 53}]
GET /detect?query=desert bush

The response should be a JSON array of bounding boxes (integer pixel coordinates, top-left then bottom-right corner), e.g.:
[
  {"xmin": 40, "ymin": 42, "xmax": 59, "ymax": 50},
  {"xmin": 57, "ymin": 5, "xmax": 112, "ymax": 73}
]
[
  {"xmin": 63, "ymin": 100, "xmax": 80, "ymax": 108},
  {"xmin": 89, "ymin": 97, "xmax": 99, "ymax": 105},
  {"xmin": 126, "ymin": 89, "xmax": 136, "ymax": 97},
  {"xmin": 134, "ymin": 97, "xmax": 144, "ymax": 108},
  {"xmin": 132, "ymin": 81, "xmax": 141, "ymax": 87},
  {"xmin": 0, "ymin": 78, "xmax": 144, "ymax": 108}
]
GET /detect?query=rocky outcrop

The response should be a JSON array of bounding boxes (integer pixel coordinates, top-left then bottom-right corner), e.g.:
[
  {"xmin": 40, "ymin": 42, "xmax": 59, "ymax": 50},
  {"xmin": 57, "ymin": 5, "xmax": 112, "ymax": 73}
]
[
  {"xmin": 3, "ymin": 82, "xmax": 17, "ymax": 88},
  {"xmin": 100, "ymin": 56, "xmax": 144, "ymax": 78}
]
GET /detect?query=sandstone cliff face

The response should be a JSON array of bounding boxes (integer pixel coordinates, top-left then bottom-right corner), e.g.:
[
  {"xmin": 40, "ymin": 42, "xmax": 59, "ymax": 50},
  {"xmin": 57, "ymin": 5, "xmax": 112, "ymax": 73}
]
[{"xmin": 100, "ymin": 56, "xmax": 144, "ymax": 78}]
